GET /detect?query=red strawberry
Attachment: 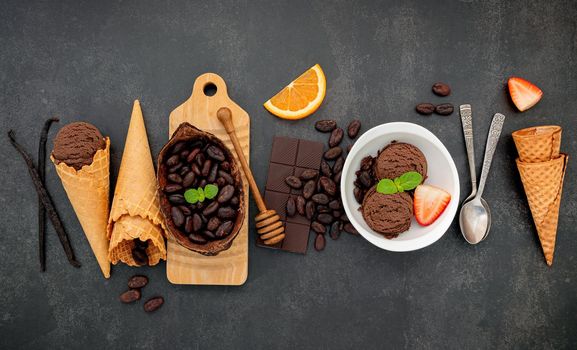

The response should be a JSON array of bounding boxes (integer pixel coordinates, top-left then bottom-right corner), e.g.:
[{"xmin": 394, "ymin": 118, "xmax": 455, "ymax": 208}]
[
  {"xmin": 414, "ymin": 185, "xmax": 451, "ymax": 226},
  {"xmin": 508, "ymin": 77, "xmax": 543, "ymax": 112}
]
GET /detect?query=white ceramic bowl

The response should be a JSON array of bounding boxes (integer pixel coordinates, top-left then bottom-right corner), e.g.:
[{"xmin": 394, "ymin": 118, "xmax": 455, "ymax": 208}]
[{"xmin": 341, "ymin": 122, "xmax": 459, "ymax": 252}]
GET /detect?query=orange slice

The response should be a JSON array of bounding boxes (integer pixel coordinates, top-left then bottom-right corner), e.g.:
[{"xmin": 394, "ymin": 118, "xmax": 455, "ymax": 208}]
[{"xmin": 264, "ymin": 64, "xmax": 326, "ymax": 120}]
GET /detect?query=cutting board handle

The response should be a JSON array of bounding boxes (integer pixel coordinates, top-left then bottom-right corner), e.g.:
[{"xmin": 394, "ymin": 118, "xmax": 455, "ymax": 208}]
[{"xmin": 190, "ymin": 72, "xmax": 229, "ymax": 101}]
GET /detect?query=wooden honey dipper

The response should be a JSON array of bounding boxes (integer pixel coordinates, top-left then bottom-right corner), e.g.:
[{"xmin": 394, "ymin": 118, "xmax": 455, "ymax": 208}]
[{"xmin": 217, "ymin": 107, "xmax": 286, "ymax": 245}]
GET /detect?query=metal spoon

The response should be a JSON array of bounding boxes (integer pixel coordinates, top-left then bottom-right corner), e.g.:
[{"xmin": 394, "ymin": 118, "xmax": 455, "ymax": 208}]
[{"xmin": 459, "ymin": 113, "xmax": 505, "ymax": 244}]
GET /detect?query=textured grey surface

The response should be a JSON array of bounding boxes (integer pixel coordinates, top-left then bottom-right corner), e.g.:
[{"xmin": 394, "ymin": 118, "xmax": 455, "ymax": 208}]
[{"xmin": 1, "ymin": 0, "xmax": 576, "ymax": 349}]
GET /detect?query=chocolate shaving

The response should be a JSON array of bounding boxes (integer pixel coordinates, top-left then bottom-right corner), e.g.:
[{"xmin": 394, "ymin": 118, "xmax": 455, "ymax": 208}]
[
  {"xmin": 8, "ymin": 130, "xmax": 80, "ymax": 268},
  {"xmin": 37, "ymin": 118, "xmax": 59, "ymax": 271}
]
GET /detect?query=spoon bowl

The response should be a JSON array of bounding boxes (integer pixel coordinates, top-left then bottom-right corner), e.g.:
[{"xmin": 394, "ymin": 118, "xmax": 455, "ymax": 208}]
[{"xmin": 459, "ymin": 197, "xmax": 491, "ymax": 244}]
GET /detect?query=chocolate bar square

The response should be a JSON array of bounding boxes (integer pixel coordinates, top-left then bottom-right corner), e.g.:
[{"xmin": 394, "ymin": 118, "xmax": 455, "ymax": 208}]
[
  {"xmin": 295, "ymin": 140, "xmax": 324, "ymax": 169},
  {"xmin": 265, "ymin": 163, "xmax": 294, "ymax": 194},
  {"xmin": 280, "ymin": 222, "xmax": 311, "ymax": 254},
  {"xmin": 270, "ymin": 136, "xmax": 299, "ymax": 165},
  {"xmin": 264, "ymin": 191, "xmax": 288, "ymax": 222}
]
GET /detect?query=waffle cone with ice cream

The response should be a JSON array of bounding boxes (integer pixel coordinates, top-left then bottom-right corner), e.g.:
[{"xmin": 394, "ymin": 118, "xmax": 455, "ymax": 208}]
[
  {"xmin": 107, "ymin": 100, "xmax": 167, "ymax": 266},
  {"xmin": 51, "ymin": 122, "xmax": 111, "ymax": 278},
  {"xmin": 512, "ymin": 125, "xmax": 568, "ymax": 266}
]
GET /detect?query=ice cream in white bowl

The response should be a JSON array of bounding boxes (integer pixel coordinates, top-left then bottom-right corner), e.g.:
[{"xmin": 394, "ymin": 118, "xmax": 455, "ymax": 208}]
[{"xmin": 341, "ymin": 122, "xmax": 459, "ymax": 252}]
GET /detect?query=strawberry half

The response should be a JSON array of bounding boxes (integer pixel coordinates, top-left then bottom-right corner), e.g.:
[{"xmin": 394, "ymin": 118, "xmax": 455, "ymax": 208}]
[
  {"xmin": 508, "ymin": 77, "xmax": 543, "ymax": 112},
  {"xmin": 414, "ymin": 185, "xmax": 451, "ymax": 226}
]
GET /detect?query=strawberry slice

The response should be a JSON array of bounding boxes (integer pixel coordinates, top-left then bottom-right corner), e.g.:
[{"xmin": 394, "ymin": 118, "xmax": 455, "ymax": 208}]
[
  {"xmin": 414, "ymin": 185, "xmax": 451, "ymax": 226},
  {"xmin": 508, "ymin": 77, "xmax": 543, "ymax": 112}
]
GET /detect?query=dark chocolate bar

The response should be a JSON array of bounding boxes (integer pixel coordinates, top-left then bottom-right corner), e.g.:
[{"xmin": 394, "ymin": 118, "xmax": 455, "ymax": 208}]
[{"xmin": 257, "ymin": 136, "xmax": 324, "ymax": 253}]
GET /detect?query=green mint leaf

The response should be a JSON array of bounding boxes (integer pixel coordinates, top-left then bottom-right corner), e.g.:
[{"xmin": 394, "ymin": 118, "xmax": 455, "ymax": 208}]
[
  {"xmin": 397, "ymin": 171, "xmax": 423, "ymax": 191},
  {"xmin": 204, "ymin": 184, "xmax": 219, "ymax": 199},
  {"xmin": 184, "ymin": 189, "xmax": 199, "ymax": 204},
  {"xmin": 376, "ymin": 179, "xmax": 398, "ymax": 195},
  {"xmin": 197, "ymin": 187, "xmax": 205, "ymax": 202}
]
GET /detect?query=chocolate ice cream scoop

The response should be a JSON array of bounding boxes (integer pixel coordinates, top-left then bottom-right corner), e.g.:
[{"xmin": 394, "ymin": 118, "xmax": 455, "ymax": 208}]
[
  {"xmin": 361, "ymin": 187, "xmax": 413, "ymax": 238},
  {"xmin": 52, "ymin": 122, "xmax": 106, "ymax": 170},
  {"xmin": 374, "ymin": 142, "xmax": 427, "ymax": 180}
]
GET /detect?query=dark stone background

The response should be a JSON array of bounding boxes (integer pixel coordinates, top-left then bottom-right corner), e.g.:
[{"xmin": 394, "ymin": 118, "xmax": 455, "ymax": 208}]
[{"xmin": 1, "ymin": 0, "xmax": 576, "ymax": 349}]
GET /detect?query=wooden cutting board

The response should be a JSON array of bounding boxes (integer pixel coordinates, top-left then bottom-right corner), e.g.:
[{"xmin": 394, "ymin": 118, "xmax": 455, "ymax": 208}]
[{"xmin": 166, "ymin": 73, "xmax": 249, "ymax": 285}]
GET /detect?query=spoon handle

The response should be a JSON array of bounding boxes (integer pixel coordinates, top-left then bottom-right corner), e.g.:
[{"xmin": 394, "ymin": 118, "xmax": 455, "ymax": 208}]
[
  {"xmin": 459, "ymin": 104, "xmax": 477, "ymax": 195},
  {"xmin": 476, "ymin": 113, "xmax": 506, "ymax": 198}
]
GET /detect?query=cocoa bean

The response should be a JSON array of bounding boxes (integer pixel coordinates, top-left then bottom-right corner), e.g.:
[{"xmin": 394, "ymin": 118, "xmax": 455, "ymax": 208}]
[
  {"xmin": 167, "ymin": 173, "xmax": 182, "ymax": 184},
  {"xmin": 329, "ymin": 127, "xmax": 344, "ymax": 147},
  {"xmin": 435, "ymin": 103, "xmax": 454, "ymax": 115},
  {"xmin": 128, "ymin": 275, "xmax": 148, "ymax": 289},
  {"xmin": 333, "ymin": 157, "xmax": 344, "ymax": 174},
  {"xmin": 217, "ymin": 184, "xmax": 235, "ymax": 203},
  {"xmin": 317, "ymin": 213, "xmax": 333, "ymax": 224},
  {"xmin": 311, "ymin": 221, "xmax": 326, "ymax": 234},
  {"xmin": 347, "ymin": 120, "xmax": 361, "ymax": 139},
  {"xmin": 285, "ymin": 176, "xmax": 302, "ymax": 189},
  {"xmin": 312, "ymin": 193, "xmax": 329, "ymax": 205},
  {"xmin": 329, "ymin": 221, "xmax": 341, "ymax": 240},
  {"xmin": 186, "ymin": 148, "xmax": 201, "ymax": 163},
  {"xmin": 188, "ymin": 233, "xmax": 206, "ymax": 244},
  {"xmin": 296, "ymin": 196, "xmax": 306, "ymax": 216},
  {"xmin": 201, "ymin": 159, "xmax": 212, "ymax": 177},
  {"xmin": 286, "ymin": 196, "xmax": 296, "ymax": 217},
  {"xmin": 207, "ymin": 145, "xmax": 226, "ymax": 161},
  {"xmin": 305, "ymin": 201, "xmax": 315, "ymax": 220},
  {"xmin": 303, "ymin": 180, "xmax": 316, "ymax": 199},
  {"xmin": 324, "ymin": 147, "xmax": 342, "ymax": 160},
  {"xmin": 416, "ymin": 103, "xmax": 435, "ymax": 115},
  {"xmin": 299, "ymin": 169, "xmax": 318, "ymax": 181},
  {"xmin": 432, "ymin": 82, "xmax": 451, "ymax": 96},
  {"xmin": 164, "ymin": 184, "xmax": 182, "ymax": 193},
  {"xmin": 202, "ymin": 201, "xmax": 219, "ymax": 216},
  {"xmin": 216, "ymin": 221, "xmax": 234, "ymax": 237},
  {"xmin": 314, "ymin": 233, "xmax": 326, "ymax": 251},
  {"xmin": 120, "ymin": 289, "xmax": 141, "ymax": 303},
  {"xmin": 207, "ymin": 217, "xmax": 221, "ymax": 231},
  {"xmin": 320, "ymin": 160, "xmax": 332, "ymax": 177},
  {"xmin": 182, "ymin": 172, "xmax": 196, "ymax": 187},
  {"xmin": 143, "ymin": 296, "xmax": 164, "ymax": 313},
  {"xmin": 319, "ymin": 176, "xmax": 337, "ymax": 196},
  {"xmin": 314, "ymin": 119, "xmax": 337, "ymax": 132},
  {"xmin": 171, "ymin": 206, "xmax": 185, "ymax": 227},
  {"xmin": 217, "ymin": 207, "xmax": 236, "ymax": 220}
]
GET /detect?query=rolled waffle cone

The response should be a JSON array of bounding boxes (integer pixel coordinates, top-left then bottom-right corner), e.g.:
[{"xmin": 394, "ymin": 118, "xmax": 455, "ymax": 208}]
[
  {"xmin": 107, "ymin": 100, "xmax": 166, "ymax": 266},
  {"xmin": 512, "ymin": 125, "xmax": 562, "ymax": 163},
  {"xmin": 516, "ymin": 155, "xmax": 568, "ymax": 266},
  {"xmin": 51, "ymin": 138, "xmax": 111, "ymax": 278}
]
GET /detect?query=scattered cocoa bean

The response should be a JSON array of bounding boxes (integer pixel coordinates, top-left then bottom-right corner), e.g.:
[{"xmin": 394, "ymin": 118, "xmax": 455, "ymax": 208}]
[
  {"xmin": 416, "ymin": 103, "xmax": 435, "ymax": 115},
  {"xmin": 432, "ymin": 82, "xmax": 451, "ymax": 96},
  {"xmin": 315, "ymin": 119, "xmax": 337, "ymax": 132},
  {"xmin": 120, "ymin": 289, "xmax": 141, "ymax": 304},
  {"xmin": 143, "ymin": 296, "xmax": 164, "ymax": 313}
]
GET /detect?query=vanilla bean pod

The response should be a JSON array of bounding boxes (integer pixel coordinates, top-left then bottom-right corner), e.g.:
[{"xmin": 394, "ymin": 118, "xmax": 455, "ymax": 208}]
[
  {"xmin": 8, "ymin": 130, "xmax": 80, "ymax": 268},
  {"xmin": 37, "ymin": 118, "xmax": 59, "ymax": 271}
]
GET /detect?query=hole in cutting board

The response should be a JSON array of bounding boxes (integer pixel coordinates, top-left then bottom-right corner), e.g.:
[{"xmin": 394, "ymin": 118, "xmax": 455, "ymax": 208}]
[{"xmin": 203, "ymin": 83, "xmax": 217, "ymax": 96}]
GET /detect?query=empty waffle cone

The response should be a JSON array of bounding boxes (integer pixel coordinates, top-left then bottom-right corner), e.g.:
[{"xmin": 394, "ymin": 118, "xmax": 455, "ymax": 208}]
[
  {"xmin": 516, "ymin": 155, "xmax": 568, "ymax": 266},
  {"xmin": 51, "ymin": 139, "xmax": 111, "ymax": 278},
  {"xmin": 107, "ymin": 100, "xmax": 166, "ymax": 266},
  {"xmin": 512, "ymin": 125, "xmax": 562, "ymax": 163}
]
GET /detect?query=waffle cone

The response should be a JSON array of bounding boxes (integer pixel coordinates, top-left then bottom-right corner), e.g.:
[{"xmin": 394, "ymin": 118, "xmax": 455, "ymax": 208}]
[
  {"xmin": 51, "ymin": 139, "xmax": 111, "ymax": 278},
  {"xmin": 516, "ymin": 155, "xmax": 568, "ymax": 266},
  {"xmin": 512, "ymin": 125, "xmax": 562, "ymax": 163},
  {"xmin": 107, "ymin": 100, "xmax": 166, "ymax": 266}
]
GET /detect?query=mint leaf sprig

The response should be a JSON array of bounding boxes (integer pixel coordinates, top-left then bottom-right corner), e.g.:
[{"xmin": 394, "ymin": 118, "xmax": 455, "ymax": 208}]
[
  {"xmin": 184, "ymin": 184, "xmax": 219, "ymax": 204},
  {"xmin": 376, "ymin": 171, "xmax": 422, "ymax": 195}
]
